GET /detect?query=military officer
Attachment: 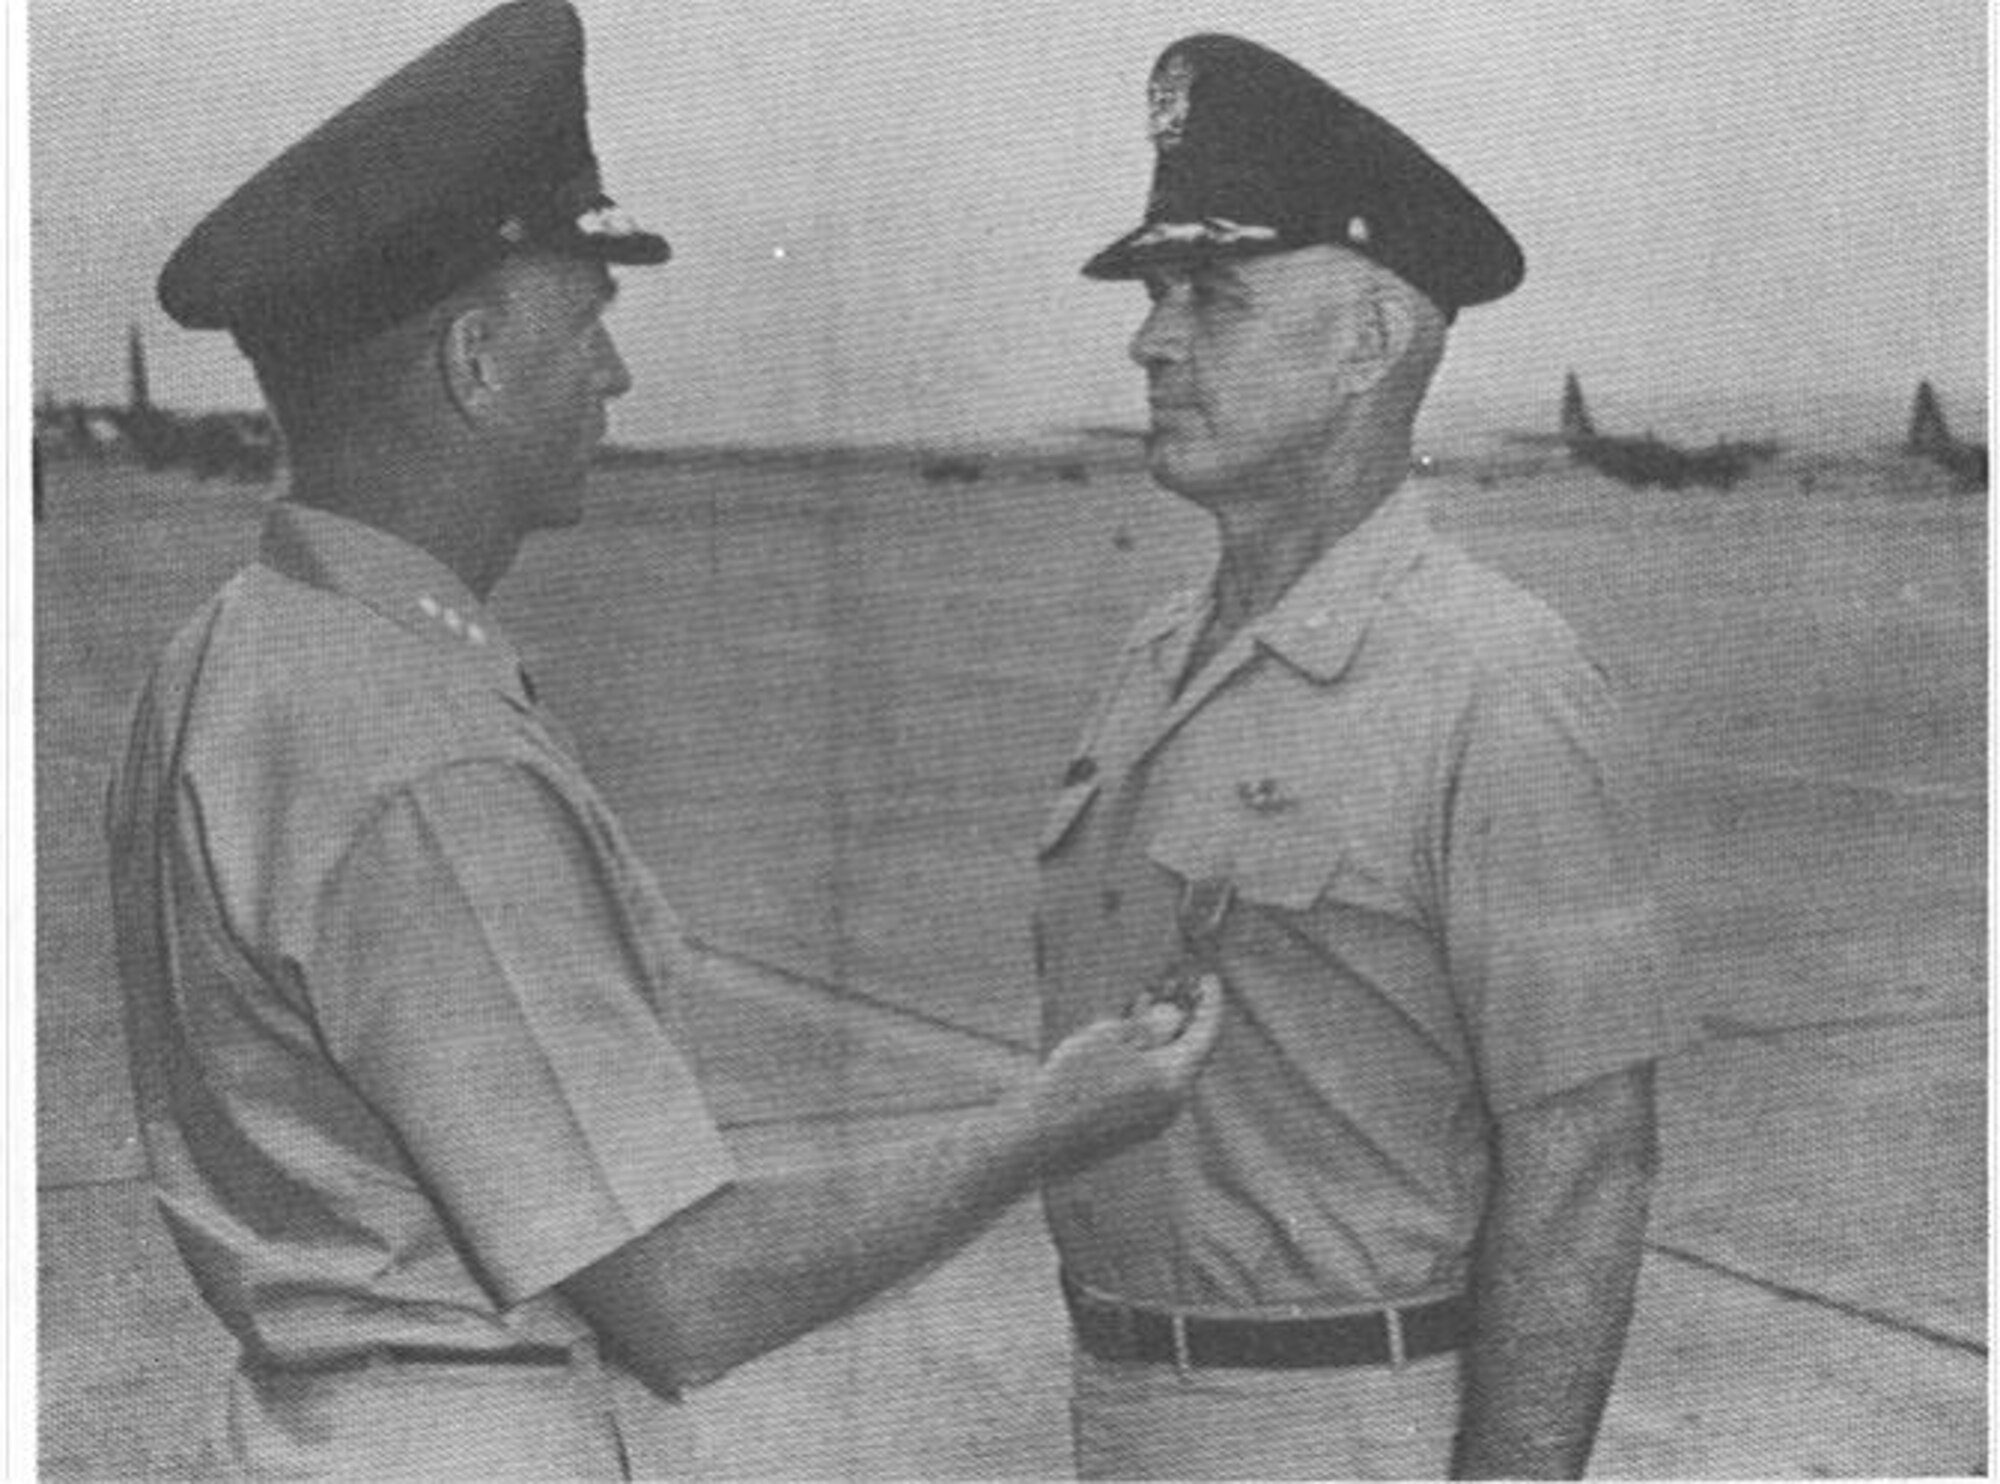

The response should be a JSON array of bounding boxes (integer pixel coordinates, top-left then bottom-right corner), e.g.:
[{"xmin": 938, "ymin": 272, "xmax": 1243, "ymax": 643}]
[
  {"xmin": 1035, "ymin": 34, "xmax": 1696, "ymax": 1479},
  {"xmin": 107, "ymin": 4, "xmax": 1222, "ymax": 1477}
]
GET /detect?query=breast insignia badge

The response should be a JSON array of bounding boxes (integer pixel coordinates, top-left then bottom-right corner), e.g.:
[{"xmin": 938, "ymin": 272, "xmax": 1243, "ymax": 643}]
[{"xmin": 1236, "ymin": 777, "xmax": 1296, "ymax": 814}]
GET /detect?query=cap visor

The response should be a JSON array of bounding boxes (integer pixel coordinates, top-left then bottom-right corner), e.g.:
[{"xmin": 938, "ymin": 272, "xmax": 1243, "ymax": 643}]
[
  {"xmin": 1081, "ymin": 225, "xmax": 1150, "ymax": 280},
  {"xmin": 560, "ymin": 227, "xmax": 671, "ymax": 266}
]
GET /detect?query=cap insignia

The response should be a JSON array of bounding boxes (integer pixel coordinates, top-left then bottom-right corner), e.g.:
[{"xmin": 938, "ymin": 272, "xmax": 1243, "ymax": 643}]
[
  {"xmin": 1148, "ymin": 52, "xmax": 1195, "ymax": 150},
  {"xmin": 1346, "ymin": 216, "xmax": 1371, "ymax": 246}
]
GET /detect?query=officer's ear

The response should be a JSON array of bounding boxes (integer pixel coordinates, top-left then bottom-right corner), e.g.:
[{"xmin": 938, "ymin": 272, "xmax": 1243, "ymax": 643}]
[
  {"xmin": 1329, "ymin": 280, "xmax": 1417, "ymax": 398},
  {"xmin": 438, "ymin": 300, "xmax": 508, "ymax": 422}
]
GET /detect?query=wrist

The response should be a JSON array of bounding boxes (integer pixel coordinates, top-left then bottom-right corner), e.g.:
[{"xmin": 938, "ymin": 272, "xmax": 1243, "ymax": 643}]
[
  {"xmin": 991, "ymin": 1070, "xmax": 1086, "ymax": 1185},
  {"xmin": 970, "ymin": 1082, "xmax": 1064, "ymax": 1195}
]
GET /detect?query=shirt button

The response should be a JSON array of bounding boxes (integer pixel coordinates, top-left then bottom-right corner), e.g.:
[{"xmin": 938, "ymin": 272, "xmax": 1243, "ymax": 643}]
[
  {"xmin": 443, "ymin": 609, "xmax": 465, "ymax": 635},
  {"xmin": 418, "ymin": 595, "xmax": 442, "ymax": 619},
  {"xmin": 1100, "ymin": 889, "xmax": 1122, "ymax": 915},
  {"xmin": 466, "ymin": 622, "xmax": 487, "ymax": 646}
]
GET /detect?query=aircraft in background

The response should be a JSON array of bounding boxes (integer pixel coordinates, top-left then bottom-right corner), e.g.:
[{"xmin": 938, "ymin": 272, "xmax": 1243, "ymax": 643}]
[
  {"xmin": 1904, "ymin": 380, "xmax": 1987, "ymax": 492},
  {"xmin": 1522, "ymin": 371, "xmax": 1779, "ymax": 491},
  {"xmin": 33, "ymin": 325, "xmax": 279, "ymax": 483}
]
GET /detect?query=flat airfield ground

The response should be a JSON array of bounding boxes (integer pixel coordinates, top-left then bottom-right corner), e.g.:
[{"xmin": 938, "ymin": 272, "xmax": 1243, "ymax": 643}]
[{"xmin": 35, "ymin": 451, "xmax": 1986, "ymax": 1476}]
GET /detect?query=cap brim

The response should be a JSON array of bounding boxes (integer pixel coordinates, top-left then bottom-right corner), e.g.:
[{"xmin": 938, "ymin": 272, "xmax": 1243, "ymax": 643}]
[{"xmin": 559, "ymin": 226, "xmax": 671, "ymax": 265}]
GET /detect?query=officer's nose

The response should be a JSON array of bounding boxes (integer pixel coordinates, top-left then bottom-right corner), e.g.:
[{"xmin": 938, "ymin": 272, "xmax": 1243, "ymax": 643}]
[
  {"xmin": 595, "ymin": 324, "xmax": 632, "ymax": 401},
  {"xmin": 1129, "ymin": 285, "xmax": 1190, "ymax": 370}
]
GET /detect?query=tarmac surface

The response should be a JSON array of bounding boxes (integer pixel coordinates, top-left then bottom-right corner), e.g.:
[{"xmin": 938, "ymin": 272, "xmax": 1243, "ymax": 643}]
[{"xmin": 35, "ymin": 453, "xmax": 1986, "ymax": 1476}]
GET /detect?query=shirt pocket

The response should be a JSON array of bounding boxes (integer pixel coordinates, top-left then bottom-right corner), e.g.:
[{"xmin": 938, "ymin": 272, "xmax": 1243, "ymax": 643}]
[
  {"xmin": 1036, "ymin": 777, "xmax": 1103, "ymax": 861},
  {"xmin": 1143, "ymin": 792, "xmax": 1342, "ymax": 912}
]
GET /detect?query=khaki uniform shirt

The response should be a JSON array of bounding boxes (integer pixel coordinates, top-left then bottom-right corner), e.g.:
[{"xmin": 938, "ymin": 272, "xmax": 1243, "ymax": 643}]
[
  {"xmin": 1036, "ymin": 486, "xmax": 1691, "ymax": 1314},
  {"xmin": 107, "ymin": 502, "xmax": 736, "ymax": 1369}
]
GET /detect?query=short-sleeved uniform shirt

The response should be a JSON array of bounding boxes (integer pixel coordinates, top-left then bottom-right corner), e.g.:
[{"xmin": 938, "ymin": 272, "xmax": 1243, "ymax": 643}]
[
  {"xmin": 106, "ymin": 502, "xmax": 737, "ymax": 1367},
  {"xmin": 1036, "ymin": 486, "xmax": 1692, "ymax": 1314}
]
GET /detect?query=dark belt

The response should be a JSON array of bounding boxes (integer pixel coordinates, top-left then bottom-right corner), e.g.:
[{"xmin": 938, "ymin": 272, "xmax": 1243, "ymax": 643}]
[{"xmin": 1061, "ymin": 1272, "xmax": 1469, "ymax": 1370}]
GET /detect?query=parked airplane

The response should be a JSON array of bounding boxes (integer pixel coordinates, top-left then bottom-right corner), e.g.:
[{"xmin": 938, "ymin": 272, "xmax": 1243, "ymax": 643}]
[
  {"xmin": 33, "ymin": 326, "xmax": 279, "ymax": 483},
  {"xmin": 1540, "ymin": 372, "xmax": 1778, "ymax": 491},
  {"xmin": 1904, "ymin": 380, "xmax": 1987, "ymax": 492}
]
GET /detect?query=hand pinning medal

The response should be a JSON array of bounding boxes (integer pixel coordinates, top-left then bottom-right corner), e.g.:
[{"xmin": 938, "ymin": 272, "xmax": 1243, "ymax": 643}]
[{"xmin": 1135, "ymin": 876, "xmax": 1236, "ymax": 1037}]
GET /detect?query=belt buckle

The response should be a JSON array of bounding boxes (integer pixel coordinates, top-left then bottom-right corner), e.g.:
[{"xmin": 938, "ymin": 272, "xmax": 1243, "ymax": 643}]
[
  {"xmin": 1169, "ymin": 1311, "xmax": 1192, "ymax": 1377},
  {"xmin": 1384, "ymin": 1306, "xmax": 1407, "ymax": 1371},
  {"xmin": 1111, "ymin": 1298, "xmax": 1137, "ymax": 1359}
]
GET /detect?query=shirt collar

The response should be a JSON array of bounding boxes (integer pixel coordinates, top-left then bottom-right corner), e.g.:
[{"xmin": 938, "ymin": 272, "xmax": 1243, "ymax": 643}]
[
  {"xmin": 258, "ymin": 501, "xmax": 529, "ymax": 692},
  {"xmin": 1129, "ymin": 587, "xmax": 1205, "ymax": 649},
  {"xmin": 1248, "ymin": 482, "xmax": 1433, "ymax": 684}
]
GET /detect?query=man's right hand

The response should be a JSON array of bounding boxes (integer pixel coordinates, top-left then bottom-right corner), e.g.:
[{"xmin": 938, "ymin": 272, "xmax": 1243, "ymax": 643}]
[{"xmin": 1021, "ymin": 975, "xmax": 1224, "ymax": 1177}]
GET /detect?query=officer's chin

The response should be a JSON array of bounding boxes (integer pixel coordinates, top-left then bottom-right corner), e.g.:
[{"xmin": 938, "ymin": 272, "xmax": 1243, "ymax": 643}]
[
  {"xmin": 1145, "ymin": 433, "xmax": 1213, "ymax": 499},
  {"xmin": 546, "ymin": 487, "xmax": 590, "ymax": 531}
]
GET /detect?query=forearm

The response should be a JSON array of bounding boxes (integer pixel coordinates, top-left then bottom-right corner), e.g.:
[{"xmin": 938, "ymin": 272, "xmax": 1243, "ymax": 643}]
[
  {"xmin": 638, "ymin": 1094, "xmax": 1053, "ymax": 1386},
  {"xmin": 559, "ymin": 990, "xmax": 1222, "ymax": 1399},
  {"xmin": 562, "ymin": 1082, "xmax": 1077, "ymax": 1396},
  {"xmin": 1453, "ymin": 1067, "xmax": 1658, "ymax": 1479}
]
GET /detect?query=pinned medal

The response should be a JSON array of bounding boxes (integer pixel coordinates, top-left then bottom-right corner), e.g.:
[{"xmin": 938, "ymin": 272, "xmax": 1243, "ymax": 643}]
[{"xmin": 1141, "ymin": 876, "xmax": 1236, "ymax": 1034}]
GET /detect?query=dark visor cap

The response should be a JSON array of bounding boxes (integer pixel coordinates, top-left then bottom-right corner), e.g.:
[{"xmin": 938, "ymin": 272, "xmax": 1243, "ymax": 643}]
[
  {"xmin": 1084, "ymin": 34, "xmax": 1523, "ymax": 316},
  {"xmin": 158, "ymin": 0, "xmax": 667, "ymax": 360}
]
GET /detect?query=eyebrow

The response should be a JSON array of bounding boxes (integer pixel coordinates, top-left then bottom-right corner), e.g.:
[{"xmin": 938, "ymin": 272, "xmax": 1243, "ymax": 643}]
[
  {"xmin": 1193, "ymin": 263, "xmax": 1253, "ymax": 295},
  {"xmin": 1143, "ymin": 262, "xmax": 1253, "ymax": 301}
]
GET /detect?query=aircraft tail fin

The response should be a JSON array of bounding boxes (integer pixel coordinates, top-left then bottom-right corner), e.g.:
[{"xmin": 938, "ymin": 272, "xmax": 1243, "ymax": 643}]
[
  {"xmin": 1560, "ymin": 371, "xmax": 1595, "ymax": 442},
  {"xmin": 1907, "ymin": 380, "xmax": 1952, "ymax": 456}
]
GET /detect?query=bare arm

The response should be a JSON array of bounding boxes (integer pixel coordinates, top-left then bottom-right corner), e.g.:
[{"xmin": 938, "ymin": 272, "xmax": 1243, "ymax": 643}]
[
  {"xmin": 559, "ymin": 988, "xmax": 1223, "ymax": 1395},
  {"xmin": 1452, "ymin": 1061, "xmax": 1659, "ymax": 1479}
]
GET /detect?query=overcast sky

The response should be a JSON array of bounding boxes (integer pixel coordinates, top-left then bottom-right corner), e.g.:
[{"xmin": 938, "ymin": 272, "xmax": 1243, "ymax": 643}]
[{"xmin": 28, "ymin": 1, "xmax": 1989, "ymax": 449}]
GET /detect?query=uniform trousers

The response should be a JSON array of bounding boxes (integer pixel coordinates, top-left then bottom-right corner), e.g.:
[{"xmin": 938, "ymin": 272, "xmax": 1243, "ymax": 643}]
[
  {"xmin": 1070, "ymin": 1339, "xmax": 1461, "ymax": 1481},
  {"xmin": 212, "ymin": 1339, "xmax": 696, "ymax": 1480}
]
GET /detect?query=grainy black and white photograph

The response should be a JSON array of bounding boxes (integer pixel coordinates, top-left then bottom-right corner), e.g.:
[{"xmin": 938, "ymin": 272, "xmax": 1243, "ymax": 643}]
[{"xmin": 23, "ymin": 1, "xmax": 1987, "ymax": 1477}]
